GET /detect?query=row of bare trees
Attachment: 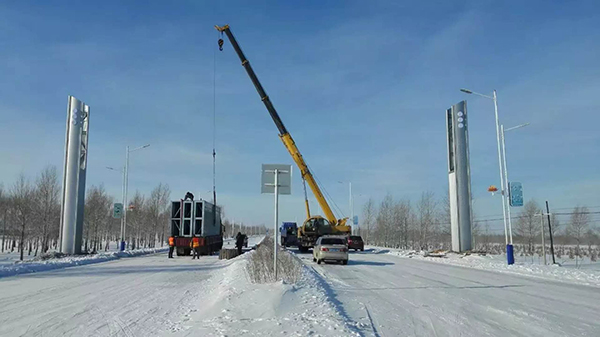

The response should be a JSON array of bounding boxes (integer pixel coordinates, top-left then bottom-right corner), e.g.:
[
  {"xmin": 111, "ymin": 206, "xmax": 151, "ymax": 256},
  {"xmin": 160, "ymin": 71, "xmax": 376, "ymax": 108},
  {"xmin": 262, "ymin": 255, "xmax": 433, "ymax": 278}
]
[
  {"xmin": 515, "ymin": 200, "xmax": 599, "ymax": 259},
  {"xmin": 360, "ymin": 192, "xmax": 449, "ymax": 251},
  {"xmin": 0, "ymin": 166, "xmax": 172, "ymax": 260},
  {"xmin": 1, "ymin": 167, "xmax": 61, "ymax": 260},
  {"xmin": 222, "ymin": 218, "xmax": 267, "ymax": 239},
  {"xmin": 359, "ymin": 193, "xmax": 599, "ymax": 256}
]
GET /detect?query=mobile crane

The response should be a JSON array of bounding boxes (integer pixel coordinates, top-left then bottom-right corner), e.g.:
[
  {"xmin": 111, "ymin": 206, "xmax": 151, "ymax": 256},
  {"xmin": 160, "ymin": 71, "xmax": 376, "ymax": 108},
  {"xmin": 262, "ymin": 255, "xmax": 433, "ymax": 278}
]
[{"xmin": 216, "ymin": 24, "xmax": 350, "ymax": 251}]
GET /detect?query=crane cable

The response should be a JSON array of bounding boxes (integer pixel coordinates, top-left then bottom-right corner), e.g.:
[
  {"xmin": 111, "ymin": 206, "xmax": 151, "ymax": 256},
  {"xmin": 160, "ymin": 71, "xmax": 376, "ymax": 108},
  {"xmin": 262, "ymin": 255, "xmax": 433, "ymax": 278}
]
[{"xmin": 212, "ymin": 33, "xmax": 219, "ymax": 206}]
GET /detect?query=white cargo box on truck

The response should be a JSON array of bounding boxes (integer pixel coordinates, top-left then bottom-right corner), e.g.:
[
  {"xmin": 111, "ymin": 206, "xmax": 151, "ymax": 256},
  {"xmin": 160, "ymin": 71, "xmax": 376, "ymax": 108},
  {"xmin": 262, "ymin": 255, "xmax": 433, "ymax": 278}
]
[{"xmin": 170, "ymin": 199, "xmax": 222, "ymax": 237}]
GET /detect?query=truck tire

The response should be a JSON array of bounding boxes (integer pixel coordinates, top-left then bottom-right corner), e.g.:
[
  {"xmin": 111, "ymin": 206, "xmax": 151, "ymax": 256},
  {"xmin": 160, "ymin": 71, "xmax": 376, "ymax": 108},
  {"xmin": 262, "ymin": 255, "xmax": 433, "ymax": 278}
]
[
  {"xmin": 342, "ymin": 260, "xmax": 348, "ymax": 265},
  {"xmin": 176, "ymin": 248, "xmax": 185, "ymax": 256},
  {"xmin": 184, "ymin": 248, "xmax": 191, "ymax": 256}
]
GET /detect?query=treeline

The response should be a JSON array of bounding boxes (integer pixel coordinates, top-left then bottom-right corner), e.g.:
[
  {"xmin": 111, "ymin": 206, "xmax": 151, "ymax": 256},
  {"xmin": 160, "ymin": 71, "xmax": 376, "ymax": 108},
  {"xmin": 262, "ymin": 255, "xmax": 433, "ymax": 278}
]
[
  {"xmin": 0, "ymin": 165, "xmax": 172, "ymax": 260},
  {"xmin": 359, "ymin": 192, "xmax": 450, "ymax": 251},
  {"xmin": 513, "ymin": 200, "xmax": 599, "ymax": 260},
  {"xmin": 222, "ymin": 219, "xmax": 268, "ymax": 239},
  {"xmin": 359, "ymin": 192, "xmax": 600, "ymax": 257}
]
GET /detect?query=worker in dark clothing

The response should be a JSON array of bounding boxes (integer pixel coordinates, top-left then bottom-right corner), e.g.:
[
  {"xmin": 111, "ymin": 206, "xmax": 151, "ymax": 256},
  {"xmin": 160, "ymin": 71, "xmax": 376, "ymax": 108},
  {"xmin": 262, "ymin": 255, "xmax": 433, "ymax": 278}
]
[
  {"xmin": 168, "ymin": 236, "xmax": 175, "ymax": 258},
  {"xmin": 184, "ymin": 192, "xmax": 194, "ymax": 201},
  {"xmin": 235, "ymin": 232, "xmax": 244, "ymax": 255},
  {"xmin": 190, "ymin": 235, "xmax": 201, "ymax": 259}
]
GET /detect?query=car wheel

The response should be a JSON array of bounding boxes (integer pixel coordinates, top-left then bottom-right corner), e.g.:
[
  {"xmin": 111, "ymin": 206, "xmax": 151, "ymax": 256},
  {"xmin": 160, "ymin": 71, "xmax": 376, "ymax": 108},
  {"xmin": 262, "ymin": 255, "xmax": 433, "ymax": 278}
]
[
  {"xmin": 342, "ymin": 260, "xmax": 348, "ymax": 265},
  {"xmin": 361, "ymin": 248, "xmax": 364, "ymax": 251},
  {"xmin": 313, "ymin": 257, "xmax": 316, "ymax": 262},
  {"xmin": 317, "ymin": 259, "xmax": 322, "ymax": 265}
]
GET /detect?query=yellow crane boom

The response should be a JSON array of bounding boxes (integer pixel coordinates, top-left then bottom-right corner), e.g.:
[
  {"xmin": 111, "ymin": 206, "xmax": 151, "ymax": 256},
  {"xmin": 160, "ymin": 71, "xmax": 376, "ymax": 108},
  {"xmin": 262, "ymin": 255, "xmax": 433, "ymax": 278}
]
[{"xmin": 216, "ymin": 24, "xmax": 349, "ymax": 233}]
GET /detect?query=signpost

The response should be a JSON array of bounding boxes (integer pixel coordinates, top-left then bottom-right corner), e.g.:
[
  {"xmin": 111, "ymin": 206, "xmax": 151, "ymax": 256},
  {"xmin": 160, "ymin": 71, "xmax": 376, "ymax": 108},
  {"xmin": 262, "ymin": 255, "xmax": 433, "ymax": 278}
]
[
  {"xmin": 113, "ymin": 203, "xmax": 123, "ymax": 219},
  {"xmin": 261, "ymin": 164, "xmax": 292, "ymax": 280},
  {"xmin": 509, "ymin": 182, "xmax": 523, "ymax": 207}
]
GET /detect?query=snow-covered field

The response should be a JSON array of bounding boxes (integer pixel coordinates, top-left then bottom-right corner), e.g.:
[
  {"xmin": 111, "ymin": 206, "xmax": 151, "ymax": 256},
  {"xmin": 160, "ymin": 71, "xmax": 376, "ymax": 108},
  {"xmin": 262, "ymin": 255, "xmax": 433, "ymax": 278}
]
[{"xmin": 380, "ymin": 247, "xmax": 600, "ymax": 287}]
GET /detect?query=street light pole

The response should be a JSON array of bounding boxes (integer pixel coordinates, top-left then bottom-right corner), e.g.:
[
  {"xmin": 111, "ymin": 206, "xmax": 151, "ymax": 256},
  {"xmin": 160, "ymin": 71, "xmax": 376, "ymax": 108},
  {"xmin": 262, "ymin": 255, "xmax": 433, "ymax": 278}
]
[
  {"xmin": 491, "ymin": 90, "xmax": 510, "ymax": 250},
  {"xmin": 121, "ymin": 144, "xmax": 150, "ymax": 251},
  {"xmin": 501, "ymin": 122, "xmax": 530, "ymax": 248},
  {"xmin": 106, "ymin": 166, "xmax": 126, "ymax": 250},
  {"xmin": 461, "ymin": 88, "xmax": 513, "ymax": 264},
  {"xmin": 339, "ymin": 181, "xmax": 353, "ymax": 234}
]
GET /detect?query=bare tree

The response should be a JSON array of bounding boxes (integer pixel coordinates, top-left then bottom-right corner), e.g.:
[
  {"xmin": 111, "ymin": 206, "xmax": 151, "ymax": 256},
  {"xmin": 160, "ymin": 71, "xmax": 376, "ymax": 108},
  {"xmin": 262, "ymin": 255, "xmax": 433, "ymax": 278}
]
[
  {"xmin": 374, "ymin": 194, "xmax": 394, "ymax": 247},
  {"xmin": 515, "ymin": 200, "xmax": 540, "ymax": 256},
  {"xmin": 84, "ymin": 185, "xmax": 112, "ymax": 253},
  {"xmin": 416, "ymin": 191, "xmax": 438, "ymax": 250},
  {"xmin": 394, "ymin": 199, "xmax": 412, "ymax": 249},
  {"xmin": 11, "ymin": 174, "xmax": 35, "ymax": 261},
  {"xmin": 33, "ymin": 166, "xmax": 61, "ymax": 254},
  {"xmin": 545, "ymin": 213, "xmax": 561, "ymax": 242},
  {"xmin": 361, "ymin": 198, "xmax": 375, "ymax": 245},
  {"xmin": 146, "ymin": 183, "xmax": 170, "ymax": 247},
  {"xmin": 127, "ymin": 191, "xmax": 147, "ymax": 249},
  {"xmin": 566, "ymin": 206, "xmax": 590, "ymax": 265}
]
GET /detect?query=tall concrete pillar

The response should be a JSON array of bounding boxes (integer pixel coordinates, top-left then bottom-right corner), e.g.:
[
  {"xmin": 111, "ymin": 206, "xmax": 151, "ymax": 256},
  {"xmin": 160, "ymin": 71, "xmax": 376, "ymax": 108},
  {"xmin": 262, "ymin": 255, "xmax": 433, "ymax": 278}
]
[
  {"xmin": 446, "ymin": 101, "xmax": 473, "ymax": 252},
  {"xmin": 60, "ymin": 96, "xmax": 90, "ymax": 254}
]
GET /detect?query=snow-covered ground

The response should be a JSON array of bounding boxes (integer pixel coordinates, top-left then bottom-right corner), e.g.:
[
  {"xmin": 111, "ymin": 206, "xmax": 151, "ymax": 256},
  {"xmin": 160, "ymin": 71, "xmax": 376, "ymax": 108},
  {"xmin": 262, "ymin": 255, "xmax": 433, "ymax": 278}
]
[
  {"xmin": 0, "ymin": 235, "xmax": 355, "ymax": 336},
  {"xmin": 0, "ymin": 246, "xmax": 169, "ymax": 278},
  {"xmin": 292, "ymin": 247, "xmax": 600, "ymax": 336},
  {"xmin": 380, "ymin": 247, "xmax": 600, "ymax": 287},
  {"xmin": 0, "ymin": 236, "xmax": 256, "ymax": 278},
  {"xmin": 4, "ymin": 236, "xmax": 600, "ymax": 336}
]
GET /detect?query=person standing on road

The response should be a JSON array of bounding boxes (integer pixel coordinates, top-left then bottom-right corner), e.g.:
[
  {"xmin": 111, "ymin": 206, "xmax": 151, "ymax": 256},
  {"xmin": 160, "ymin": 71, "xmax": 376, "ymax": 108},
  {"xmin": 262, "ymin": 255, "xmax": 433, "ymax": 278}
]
[
  {"xmin": 190, "ymin": 235, "xmax": 201, "ymax": 259},
  {"xmin": 168, "ymin": 236, "xmax": 175, "ymax": 258},
  {"xmin": 235, "ymin": 232, "xmax": 244, "ymax": 256}
]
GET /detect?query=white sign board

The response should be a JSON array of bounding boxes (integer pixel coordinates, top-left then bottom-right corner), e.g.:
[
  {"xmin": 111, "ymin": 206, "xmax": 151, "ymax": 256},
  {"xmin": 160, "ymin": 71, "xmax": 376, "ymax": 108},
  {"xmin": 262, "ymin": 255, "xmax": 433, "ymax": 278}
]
[{"xmin": 261, "ymin": 164, "xmax": 292, "ymax": 195}]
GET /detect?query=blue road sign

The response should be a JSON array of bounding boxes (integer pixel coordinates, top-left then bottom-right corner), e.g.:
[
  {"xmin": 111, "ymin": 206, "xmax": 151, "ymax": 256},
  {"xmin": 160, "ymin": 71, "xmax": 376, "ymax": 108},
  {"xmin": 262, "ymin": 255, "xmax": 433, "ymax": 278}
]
[
  {"xmin": 509, "ymin": 182, "xmax": 523, "ymax": 207},
  {"xmin": 113, "ymin": 203, "xmax": 123, "ymax": 218},
  {"xmin": 353, "ymin": 215, "xmax": 358, "ymax": 225}
]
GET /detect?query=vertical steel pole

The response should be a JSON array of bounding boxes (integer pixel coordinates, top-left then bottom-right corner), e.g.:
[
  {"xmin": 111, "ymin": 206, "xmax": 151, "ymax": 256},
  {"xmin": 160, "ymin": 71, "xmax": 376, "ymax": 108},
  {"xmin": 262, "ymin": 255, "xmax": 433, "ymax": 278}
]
[
  {"xmin": 122, "ymin": 146, "xmax": 130, "ymax": 251},
  {"xmin": 540, "ymin": 213, "xmax": 546, "ymax": 265},
  {"xmin": 349, "ymin": 182, "xmax": 353, "ymax": 235},
  {"xmin": 274, "ymin": 169, "xmax": 279, "ymax": 280},
  {"xmin": 493, "ymin": 91, "xmax": 513, "ymax": 264},
  {"xmin": 493, "ymin": 91, "xmax": 508, "ymax": 246},
  {"xmin": 120, "ymin": 166, "xmax": 125, "ymax": 249},
  {"xmin": 501, "ymin": 125, "xmax": 514, "ymax": 245},
  {"xmin": 546, "ymin": 201, "xmax": 556, "ymax": 264}
]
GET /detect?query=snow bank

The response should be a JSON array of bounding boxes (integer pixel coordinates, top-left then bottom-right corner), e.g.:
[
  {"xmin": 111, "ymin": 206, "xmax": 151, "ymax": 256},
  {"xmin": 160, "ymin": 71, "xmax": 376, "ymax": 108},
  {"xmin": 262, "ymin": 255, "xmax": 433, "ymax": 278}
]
[
  {"xmin": 0, "ymin": 247, "xmax": 168, "ymax": 279},
  {"xmin": 379, "ymin": 247, "xmax": 600, "ymax": 287},
  {"xmin": 171, "ymin": 250, "xmax": 359, "ymax": 336}
]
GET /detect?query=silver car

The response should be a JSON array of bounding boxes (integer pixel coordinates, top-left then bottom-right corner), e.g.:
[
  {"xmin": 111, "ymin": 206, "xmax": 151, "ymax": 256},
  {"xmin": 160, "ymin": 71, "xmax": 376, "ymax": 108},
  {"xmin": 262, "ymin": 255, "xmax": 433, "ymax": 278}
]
[{"xmin": 313, "ymin": 236, "xmax": 348, "ymax": 265}]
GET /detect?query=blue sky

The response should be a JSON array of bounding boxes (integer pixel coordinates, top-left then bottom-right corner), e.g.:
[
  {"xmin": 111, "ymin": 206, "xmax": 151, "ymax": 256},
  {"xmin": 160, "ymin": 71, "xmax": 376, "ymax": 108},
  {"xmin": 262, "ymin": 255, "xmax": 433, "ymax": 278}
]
[{"xmin": 1, "ymin": 0, "xmax": 599, "ymax": 231}]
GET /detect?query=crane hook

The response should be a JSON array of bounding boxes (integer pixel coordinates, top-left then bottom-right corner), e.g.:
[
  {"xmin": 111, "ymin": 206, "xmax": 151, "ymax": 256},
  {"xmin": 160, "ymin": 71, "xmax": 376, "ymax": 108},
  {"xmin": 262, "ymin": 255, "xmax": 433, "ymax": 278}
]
[{"xmin": 218, "ymin": 38, "xmax": 224, "ymax": 51}]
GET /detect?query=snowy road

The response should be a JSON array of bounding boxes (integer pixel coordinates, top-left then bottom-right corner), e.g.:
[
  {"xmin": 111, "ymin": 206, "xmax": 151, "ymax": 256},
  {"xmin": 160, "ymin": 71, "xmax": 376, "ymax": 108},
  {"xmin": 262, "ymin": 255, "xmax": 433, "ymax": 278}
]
[
  {"xmin": 0, "ymin": 252, "xmax": 221, "ymax": 336},
  {"xmin": 0, "ymin": 236, "xmax": 263, "ymax": 337},
  {"xmin": 295, "ymin": 248, "xmax": 600, "ymax": 337}
]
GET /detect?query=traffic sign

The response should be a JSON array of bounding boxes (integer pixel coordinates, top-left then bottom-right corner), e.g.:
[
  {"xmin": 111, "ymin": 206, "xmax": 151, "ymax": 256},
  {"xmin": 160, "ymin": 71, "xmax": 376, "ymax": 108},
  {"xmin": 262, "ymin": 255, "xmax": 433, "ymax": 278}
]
[
  {"xmin": 113, "ymin": 203, "xmax": 123, "ymax": 218},
  {"xmin": 509, "ymin": 182, "xmax": 523, "ymax": 207},
  {"xmin": 353, "ymin": 215, "xmax": 358, "ymax": 225}
]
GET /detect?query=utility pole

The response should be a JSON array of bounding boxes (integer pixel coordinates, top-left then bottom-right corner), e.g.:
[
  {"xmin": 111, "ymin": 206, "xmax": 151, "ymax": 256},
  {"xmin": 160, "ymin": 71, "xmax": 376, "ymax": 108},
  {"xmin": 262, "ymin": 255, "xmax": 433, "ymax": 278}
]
[
  {"xmin": 540, "ymin": 212, "xmax": 546, "ymax": 265},
  {"xmin": 546, "ymin": 201, "xmax": 556, "ymax": 265}
]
